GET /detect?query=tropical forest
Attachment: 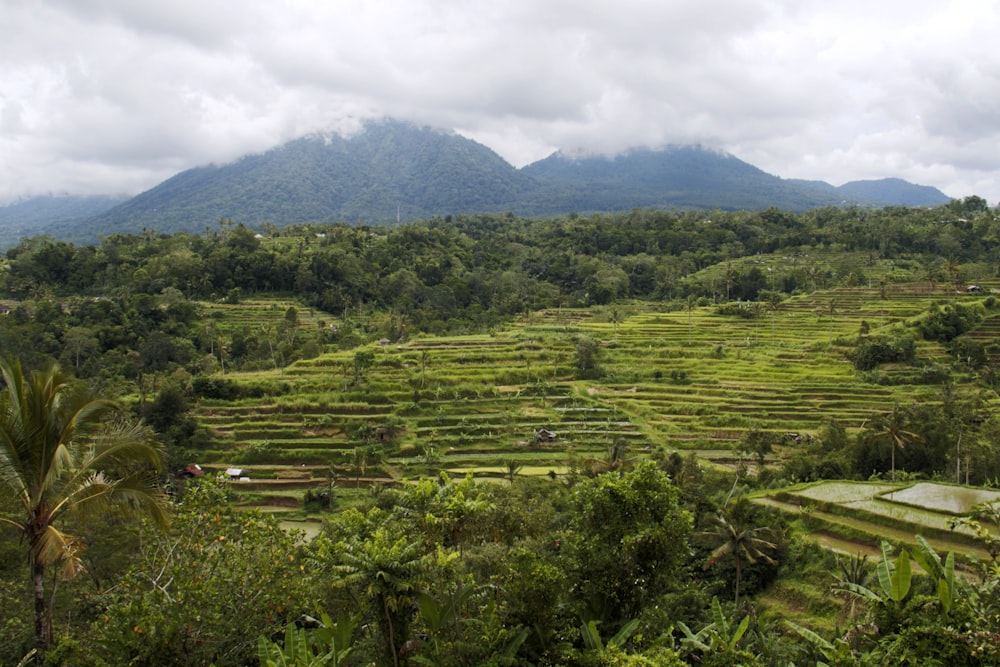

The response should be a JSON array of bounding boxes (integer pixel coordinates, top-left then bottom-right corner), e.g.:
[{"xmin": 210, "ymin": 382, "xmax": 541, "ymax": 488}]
[{"xmin": 4, "ymin": 197, "xmax": 1000, "ymax": 666}]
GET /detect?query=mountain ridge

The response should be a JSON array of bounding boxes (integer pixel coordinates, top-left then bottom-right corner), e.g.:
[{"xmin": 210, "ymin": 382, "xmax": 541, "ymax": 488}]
[{"xmin": 0, "ymin": 119, "xmax": 953, "ymax": 245}]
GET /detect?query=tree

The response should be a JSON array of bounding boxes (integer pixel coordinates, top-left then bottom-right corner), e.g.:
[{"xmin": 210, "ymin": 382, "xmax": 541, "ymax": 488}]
[
  {"xmin": 0, "ymin": 358, "xmax": 167, "ymax": 657},
  {"xmin": 704, "ymin": 501, "xmax": 779, "ymax": 609},
  {"xmin": 59, "ymin": 327, "xmax": 99, "ymax": 371},
  {"xmin": 868, "ymin": 405, "xmax": 924, "ymax": 482},
  {"xmin": 759, "ymin": 290, "xmax": 784, "ymax": 345},
  {"xmin": 352, "ymin": 350, "xmax": 375, "ymax": 385},
  {"xmin": 328, "ymin": 524, "xmax": 426, "ymax": 667},
  {"xmin": 738, "ymin": 425, "xmax": 773, "ymax": 471},
  {"xmin": 91, "ymin": 475, "xmax": 312, "ymax": 666},
  {"xmin": 574, "ymin": 336, "xmax": 601, "ymax": 378},
  {"xmin": 567, "ymin": 461, "xmax": 692, "ymax": 626},
  {"xmin": 504, "ymin": 459, "xmax": 522, "ymax": 484}
]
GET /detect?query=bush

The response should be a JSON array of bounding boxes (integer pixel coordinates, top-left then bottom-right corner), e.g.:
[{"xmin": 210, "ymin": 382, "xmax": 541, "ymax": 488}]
[
  {"xmin": 949, "ymin": 336, "xmax": 988, "ymax": 368},
  {"xmin": 849, "ymin": 334, "xmax": 916, "ymax": 370},
  {"xmin": 916, "ymin": 302, "xmax": 984, "ymax": 342},
  {"xmin": 192, "ymin": 376, "xmax": 291, "ymax": 400},
  {"xmin": 714, "ymin": 302, "xmax": 759, "ymax": 319}
]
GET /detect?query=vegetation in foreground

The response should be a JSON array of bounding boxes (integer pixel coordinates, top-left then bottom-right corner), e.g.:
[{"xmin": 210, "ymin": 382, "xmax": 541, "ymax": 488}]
[{"xmin": 1, "ymin": 199, "xmax": 1000, "ymax": 664}]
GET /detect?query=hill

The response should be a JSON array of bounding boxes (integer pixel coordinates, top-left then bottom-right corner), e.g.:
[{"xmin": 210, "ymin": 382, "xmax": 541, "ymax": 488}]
[
  {"xmin": 9, "ymin": 119, "xmax": 953, "ymax": 244},
  {"xmin": 82, "ymin": 120, "xmax": 526, "ymax": 239},
  {"xmin": 837, "ymin": 177, "xmax": 952, "ymax": 207},
  {"xmin": 519, "ymin": 146, "xmax": 850, "ymax": 212},
  {"xmin": 0, "ymin": 194, "xmax": 125, "ymax": 242}
]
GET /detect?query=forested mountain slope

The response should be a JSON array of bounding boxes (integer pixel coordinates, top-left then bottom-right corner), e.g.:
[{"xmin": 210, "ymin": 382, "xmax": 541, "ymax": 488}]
[{"xmin": 9, "ymin": 119, "xmax": 952, "ymax": 244}]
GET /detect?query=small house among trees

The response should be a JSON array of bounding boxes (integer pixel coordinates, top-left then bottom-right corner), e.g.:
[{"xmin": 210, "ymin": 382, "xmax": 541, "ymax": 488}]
[
  {"xmin": 176, "ymin": 463, "xmax": 204, "ymax": 480},
  {"xmin": 535, "ymin": 428, "xmax": 558, "ymax": 443}
]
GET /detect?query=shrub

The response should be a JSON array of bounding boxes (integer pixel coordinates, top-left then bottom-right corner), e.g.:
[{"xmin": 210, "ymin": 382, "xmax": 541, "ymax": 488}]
[
  {"xmin": 192, "ymin": 377, "xmax": 291, "ymax": 399},
  {"xmin": 949, "ymin": 337, "xmax": 988, "ymax": 368},
  {"xmin": 714, "ymin": 302, "xmax": 759, "ymax": 319},
  {"xmin": 916, "ymin": 302, "xmax": 984, "ymax": 342},
  {"xmin": 849, "ymin": 334, "xmax": 916, "ymax": 370}
]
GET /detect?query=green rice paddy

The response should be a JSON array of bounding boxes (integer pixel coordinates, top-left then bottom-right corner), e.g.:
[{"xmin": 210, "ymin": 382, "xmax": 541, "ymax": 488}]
[{"xmin": 191, "ymin": 281, "xmax": 999, "ymax": 532}]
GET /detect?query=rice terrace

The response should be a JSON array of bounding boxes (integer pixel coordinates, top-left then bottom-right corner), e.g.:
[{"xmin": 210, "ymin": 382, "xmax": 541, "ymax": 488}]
[
  {"xmin": 189, "ymin": 257, "xmax": 1000, "ymax": 562},
  {"xmin": 6, "ymin": 203, "xmax": 1000, "ymax": 664}
]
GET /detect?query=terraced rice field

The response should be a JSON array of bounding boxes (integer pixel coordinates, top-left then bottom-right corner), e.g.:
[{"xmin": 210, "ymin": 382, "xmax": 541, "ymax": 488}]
[
  {"xmin": 755, "ymin": 480, "xmax": 998, "ymax": 561},
  {"xmin": 190, "ymin": 284, "xmax": 999, "ymax": 498}
]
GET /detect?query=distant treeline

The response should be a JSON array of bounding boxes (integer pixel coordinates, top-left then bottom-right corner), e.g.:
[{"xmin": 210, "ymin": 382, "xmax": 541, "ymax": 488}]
[{"xmin": 0, "ymin": 198, "xmax": 994, "ymax": 371}]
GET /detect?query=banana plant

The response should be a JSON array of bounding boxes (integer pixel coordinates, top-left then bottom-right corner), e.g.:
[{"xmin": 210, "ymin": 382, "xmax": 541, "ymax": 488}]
[
  {"xmin": 678, "ymin": 597, "xmax": 750, "ymax": 656},
  {"xmin": 579, "ymin": 617, "xmax": 640, "ymax": 652},
  {"xmin": 257, "ymin": 611, "xmax": 357, "ymax": 667},
  {"xmin": 785, "ymin": 620, "xmax": 854, "ymax": 667},
  {"xmin": 840, "ymin": 541, "xmax": 911, "ymax": 605},
  {"xmin": 876, "ymin": 541, "xmax": 911, "ymax": 603},
  {"xmin": 911, "ymin": 534, "xmax": 957, "ymax": 615}
]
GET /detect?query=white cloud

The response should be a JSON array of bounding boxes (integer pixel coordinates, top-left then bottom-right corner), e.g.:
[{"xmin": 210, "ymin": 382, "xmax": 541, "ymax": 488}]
[{"xmin": 1, "ymin": 0, "xmax": 997, "ymax": 203}]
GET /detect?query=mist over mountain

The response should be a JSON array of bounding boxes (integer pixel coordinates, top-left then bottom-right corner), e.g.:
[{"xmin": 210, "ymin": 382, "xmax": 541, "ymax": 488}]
[{"xmin": 1, "ymin": 120, "xmax": 952, "ymax": 245}]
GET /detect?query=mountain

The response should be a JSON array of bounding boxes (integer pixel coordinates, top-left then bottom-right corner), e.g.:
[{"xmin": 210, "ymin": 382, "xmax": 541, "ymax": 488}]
[
  {"xmin": 787, "ymin": 177, "xmax": 950, "ymax": 206},
  {"xmin": 519, "ymin": 147, "xmax": 849, "ymax": 213},
  {"xmin": 0, "ymin": 194, "xmax": 125, "ymax": 243},
  {"xmin": 84, "ymin": 120, "xmax": 526, "ymax": 239},
  {"xmin": 835, "ymin": 178, "xmax": 950, "ymax": 207},
  {"xmin": 10, "ymin": 120, "xmax": 955, "ymax": 244}
]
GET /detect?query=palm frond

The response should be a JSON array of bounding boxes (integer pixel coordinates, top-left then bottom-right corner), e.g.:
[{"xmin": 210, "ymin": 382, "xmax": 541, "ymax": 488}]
[{"xmin": 32, "ymin": 524, "xmax": 78, "ymax": 569}]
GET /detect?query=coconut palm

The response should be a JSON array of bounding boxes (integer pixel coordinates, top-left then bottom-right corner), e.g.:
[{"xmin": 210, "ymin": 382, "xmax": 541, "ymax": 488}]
[
  {"xmin": 705, "ymin": 502, "xmax": 779, "ymax": 608},
  {"xmin": 869, "ymin": 405, "xmax": 924, "ymax": 482},
  {"xmin": 0, "ymin": 358, "xmax": 168, "ymax": 656}
]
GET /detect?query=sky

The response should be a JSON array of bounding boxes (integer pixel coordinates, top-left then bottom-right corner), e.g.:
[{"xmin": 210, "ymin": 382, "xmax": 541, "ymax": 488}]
[{"xmin": 2, "ymin": 0, "xmax": 999, "ymax": 205}]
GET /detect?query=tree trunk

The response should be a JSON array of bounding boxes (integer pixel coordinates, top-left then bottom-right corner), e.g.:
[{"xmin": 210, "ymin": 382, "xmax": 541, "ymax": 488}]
[
  {"xmin": 734, "ymin": 554, "xmax": 742, "ymax": 610},
  {"xmin": 33, "ymin": 559, "xmax": 50, "ymax": 659},
  {"xmin": 381, "ymin": 594, "xmax": 399, "ymax": 667},
  {"xmin": 891, "ymin": 443, "xmax": 896, "ymax": 482}
]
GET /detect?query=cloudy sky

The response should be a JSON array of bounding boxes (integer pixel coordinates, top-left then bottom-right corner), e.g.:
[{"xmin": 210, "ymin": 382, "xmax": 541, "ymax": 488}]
[{"xmin": 2, "ymin": 0, "xmax": 999, "ymax": 204}]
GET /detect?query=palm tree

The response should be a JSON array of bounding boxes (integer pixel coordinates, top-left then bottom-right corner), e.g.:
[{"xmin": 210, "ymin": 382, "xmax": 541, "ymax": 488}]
[
  {"xmin": 869, "ymin": 405, "xmax": 924, "ymax": 482},
  {"xmin": 705, "ymin": 502, "xmax": 779, "ymax": 608},
  {"xmin": 942, "ymin": 256, "xmax": 962, "ymax": 296},
  {"xmin": 332, "ymin": 527, "xmax": 425, "ymax": 667},
  {"xmin": 0, "ymin": 358, "xmax": 168, "ymax": 656},
  {"xmin": 504, "ymin": 459, "xmax": 523, "ymax": 484}
]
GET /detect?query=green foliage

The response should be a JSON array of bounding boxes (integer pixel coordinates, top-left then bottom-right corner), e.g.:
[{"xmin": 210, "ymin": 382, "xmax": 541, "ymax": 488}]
[
  {"xmin": 702, "ymin": 500, "xmax": 780, "ymax": 608},
  {"xmin": 785, "ymin": 619, "xmax": 855, "ymax": 666},
  {"xmin": 0, "ymin": 358, "xmax": 167, "ymax": 655},
  {"xmin": 567, "ymin": 462, "xmax": 692, "ymax": 625},
  {"xmin": 192, "ymin": 376, "xmax": 292, "ymax": 399},
  {"xmin": 738, "ymin": 425, "xmax": 776, "ymax": 468},
  {"xmin": 4, "ymin": 199, "xmax": 1000, "ymax": 665},
  {"xmin": 678, "ymin": 597, "xmax": 759, "ymax": 665},
  {"xmin": 579, "ymin": 618, "xmax": 640, "ymax": 652},
  {"xmin": 714, "ymin": 302, "xmax": 761, "ymax": 319},
  {"xmin": 875, "ymin": 541, "xmax": 912, "ymax": 603},
  {"xmin": 916, "ymin": 301, "xmax": 985, "ymax": 342},
  {"xmin": 91, "ymin": 475, "xmax": 313, "ymax": 667},
  {"xmin": 910, "ymin": 535, "xmax": 955, "ymax": 615},
  {"xmin": 574, "ymin": 335, "xmax": 603, "ymax": 378},
  {"xmin": 257, "ymin": 611, "xmax": 357, "ymax": 667},
  {"xmin": 324, "ymin": 519, "xmax": 427, "ymax": 666},
  {"xmin": 849, "ymin": 332, "xmax": 916, "ymax": 370}
]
